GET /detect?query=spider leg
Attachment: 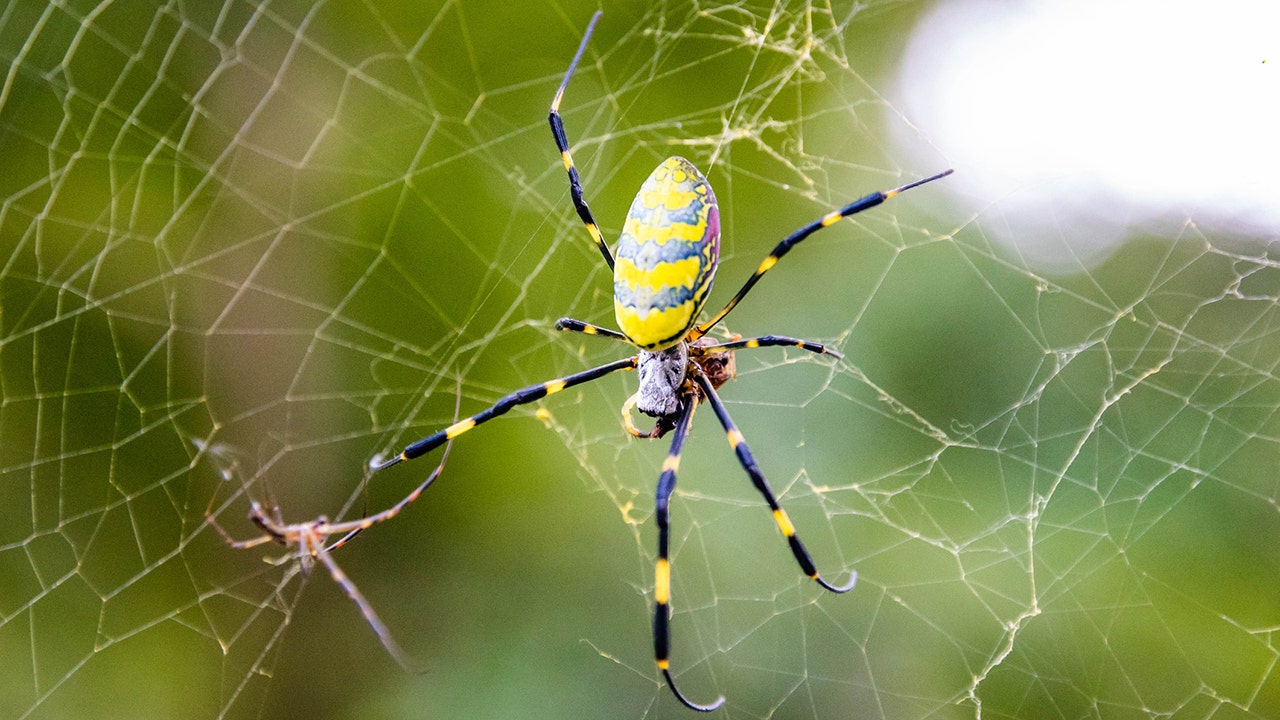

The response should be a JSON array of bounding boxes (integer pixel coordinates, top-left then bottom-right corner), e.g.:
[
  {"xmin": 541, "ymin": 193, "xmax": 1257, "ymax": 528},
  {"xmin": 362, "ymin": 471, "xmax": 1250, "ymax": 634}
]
[
  {"xmin": 548, "ymin": 11, "xmax": 614, "ymax": 271},
  {"xmin": 691, "ymin": 370, "xmax": 857, "ymax": 594},
  {"xmin": 711, "ymin": 334, "xmax": 844, "ymax": 360},
  {"xmin": 653, "ymin": 398, "xmax": 725, "ymax": 712},
  {"xmin": 205, "ymin": 514, "xmax": 276, "ymax": 550},
  {"xmin": 555, "ymin": 317, "xmax": 628, "ymax": 342},
  {"xmin": 307, "ymin": 534, "xmax": 418, "ymax": 671},
  {"xmin": 325, "ymin": 441, "xmax": 453, "ymax": 553},
  {"xmin": 375, "ymin": 356, "xmax": 638, "ymax": 470},
  {"xmin": 693, "ymin": 169, "xmax": 953, "ymax": 338}
]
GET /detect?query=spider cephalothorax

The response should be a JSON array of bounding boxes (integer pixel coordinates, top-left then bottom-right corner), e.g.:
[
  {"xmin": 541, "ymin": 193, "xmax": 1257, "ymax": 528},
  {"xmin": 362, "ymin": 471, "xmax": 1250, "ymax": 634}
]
[
  {"xmin": 625, "ymin": 336, "xmax": 738, "ymax": 439},
  {"xmin": 635, "ymin": 342, "xmax": 688, "ymax": 418}
]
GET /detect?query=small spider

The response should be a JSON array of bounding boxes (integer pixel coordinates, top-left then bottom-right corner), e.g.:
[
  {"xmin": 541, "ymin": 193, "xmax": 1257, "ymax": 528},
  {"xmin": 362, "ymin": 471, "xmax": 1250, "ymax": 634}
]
[
  {"xmin": 366, "ymin": 12, "xmax": 952, "ymax": 711},
  {"xmin": 207, "ymin": 447, "xmax": 451, "ymax": 670}
]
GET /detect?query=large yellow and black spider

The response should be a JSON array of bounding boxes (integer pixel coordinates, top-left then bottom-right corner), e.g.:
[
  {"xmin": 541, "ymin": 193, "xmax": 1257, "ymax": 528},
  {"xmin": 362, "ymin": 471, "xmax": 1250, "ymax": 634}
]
[{"xmin": 364, "ymin": 12, "xmax": 952, "ymax": 711}]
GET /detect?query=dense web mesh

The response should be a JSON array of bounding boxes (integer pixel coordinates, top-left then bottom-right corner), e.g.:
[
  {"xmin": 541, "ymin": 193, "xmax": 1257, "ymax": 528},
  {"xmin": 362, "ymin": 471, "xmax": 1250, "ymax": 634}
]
[{"xmin": 1, "ymin": 1, "xmax": 1277, "ymax": 719}]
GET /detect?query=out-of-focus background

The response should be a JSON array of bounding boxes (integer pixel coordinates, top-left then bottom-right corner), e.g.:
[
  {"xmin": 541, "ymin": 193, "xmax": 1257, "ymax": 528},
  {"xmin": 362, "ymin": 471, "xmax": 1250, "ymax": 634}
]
[{"xmin": 2, "ymin": 1, "xmax": 1277, "ymax": 718}]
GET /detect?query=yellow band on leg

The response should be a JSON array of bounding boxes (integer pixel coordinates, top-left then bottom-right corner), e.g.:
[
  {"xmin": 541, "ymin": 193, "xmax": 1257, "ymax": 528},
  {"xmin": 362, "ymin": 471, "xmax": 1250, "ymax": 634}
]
[
  {"xmin": 655, "ymin": 558, "xmax": 671, "ymax": 604},
  {"xmin": 773, "ymin": 509, "xmax": 796, "ymax": 537}
]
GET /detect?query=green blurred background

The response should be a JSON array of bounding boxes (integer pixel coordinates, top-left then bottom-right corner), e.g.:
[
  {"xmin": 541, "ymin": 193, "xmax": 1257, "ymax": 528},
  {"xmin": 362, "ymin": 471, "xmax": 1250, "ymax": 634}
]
[{"xmin": 2, "ymin": 1, "xmax": 1278, "ymax": 718}]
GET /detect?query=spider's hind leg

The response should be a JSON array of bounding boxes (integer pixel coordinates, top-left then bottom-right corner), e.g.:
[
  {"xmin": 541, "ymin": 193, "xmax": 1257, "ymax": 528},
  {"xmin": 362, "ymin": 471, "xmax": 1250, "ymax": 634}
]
[{"xmin": 555, "ymin": 317, "xmax": 628, "ymax": 342}]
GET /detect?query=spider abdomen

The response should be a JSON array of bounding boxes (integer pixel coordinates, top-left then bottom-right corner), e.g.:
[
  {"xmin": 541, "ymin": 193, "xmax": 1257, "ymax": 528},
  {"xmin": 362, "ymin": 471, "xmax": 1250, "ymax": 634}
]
[{"xmin": 614, "ymin": 157, "xmax": 720, "ymax": 351}]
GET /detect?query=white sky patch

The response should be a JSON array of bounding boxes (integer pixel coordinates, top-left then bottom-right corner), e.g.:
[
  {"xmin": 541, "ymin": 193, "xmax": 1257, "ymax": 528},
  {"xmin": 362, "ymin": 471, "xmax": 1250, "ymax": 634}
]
[{"xmin": 893, "ymin": 0, "xmax": 1280, "ymax": 268}]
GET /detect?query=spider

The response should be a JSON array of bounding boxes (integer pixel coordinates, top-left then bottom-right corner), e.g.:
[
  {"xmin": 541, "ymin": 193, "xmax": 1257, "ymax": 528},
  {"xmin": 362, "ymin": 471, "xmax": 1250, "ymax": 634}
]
[
  {"xmin": 369, "ymin": 11, "xmax": 951, "ymax": 711},
  {"xmin": 207, "ymin": 445, "xmax": 452, "ymax": 671}
]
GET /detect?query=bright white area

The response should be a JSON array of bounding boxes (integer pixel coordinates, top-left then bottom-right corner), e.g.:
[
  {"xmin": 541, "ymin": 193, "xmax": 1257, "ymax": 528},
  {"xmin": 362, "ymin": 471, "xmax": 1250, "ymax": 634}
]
[{"xmin": 893, "ymin": 0, "xmax": 1280, "ymax": 268}]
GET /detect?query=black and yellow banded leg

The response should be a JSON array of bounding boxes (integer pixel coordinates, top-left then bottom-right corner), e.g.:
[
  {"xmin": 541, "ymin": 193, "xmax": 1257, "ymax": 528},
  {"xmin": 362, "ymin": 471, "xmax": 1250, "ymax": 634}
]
[
  {"xmin": 374, "ymin": 356, "xmax": 638, "ymax": 471},
  {"xmin": 555, "ymin": 317, "xmax": 628, "ymax": 342},
  {"xmin": 548, "ymin": 10, "xmax": 614, "ymax": 271},
  {"xmin": 653, "ymin": 399, "xmax": 725, "ymax": 712},
  {"xmin": 694, "ymin": 169, "xmax": 954, "ymax": 338},
  {"xmin": 712, "ymin": 334, "xmax": 844, "ymax": 360},
  {"xmin": 692, "ymin": 370, "xmax": 857, "ymax": 594}
]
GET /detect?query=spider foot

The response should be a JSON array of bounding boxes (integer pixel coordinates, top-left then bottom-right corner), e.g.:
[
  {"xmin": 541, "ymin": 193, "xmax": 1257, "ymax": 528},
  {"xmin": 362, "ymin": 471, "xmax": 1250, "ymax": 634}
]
[
  {"xmin": 663, "ymin": 667, "xmax": 725, "ymax": 712},
  {"xmin": 816, "ymin": 570, "xmax": 858, "ymax": 594}
]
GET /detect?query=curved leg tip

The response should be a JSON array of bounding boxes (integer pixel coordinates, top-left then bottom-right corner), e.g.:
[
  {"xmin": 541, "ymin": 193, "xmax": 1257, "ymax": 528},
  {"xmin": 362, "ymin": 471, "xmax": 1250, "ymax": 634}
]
[
  {"xmin": 371, "ymin": 453, "xmax": 404, "ymax": 472},
  {"xmin": 817, "ymin": 569, "xmax": 857, "ymax": 594},
  {"xmin": 663, "ymin": 668, "xmax": 725, "ymax": 712}
]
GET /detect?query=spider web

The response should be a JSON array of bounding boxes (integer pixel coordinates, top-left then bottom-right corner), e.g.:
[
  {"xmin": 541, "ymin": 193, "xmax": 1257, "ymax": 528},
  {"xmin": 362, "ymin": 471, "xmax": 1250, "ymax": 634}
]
[{"xmin": 2, "ymin": 1, "xmax": 1278, "ymax": 718}]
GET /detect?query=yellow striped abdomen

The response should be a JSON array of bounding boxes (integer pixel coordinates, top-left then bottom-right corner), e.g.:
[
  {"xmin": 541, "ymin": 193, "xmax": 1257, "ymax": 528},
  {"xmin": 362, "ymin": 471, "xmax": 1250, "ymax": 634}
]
[{"xmin": 614, "ymin": 157, "xmax": 720, "ymax": 350}]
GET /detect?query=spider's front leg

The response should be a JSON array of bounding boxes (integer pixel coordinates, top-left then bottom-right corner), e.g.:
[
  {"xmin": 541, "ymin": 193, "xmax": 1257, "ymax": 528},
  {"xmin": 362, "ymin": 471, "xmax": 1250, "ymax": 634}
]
[
  {"xmin": 375, "ymin": 356, "xmax": 638, "ymax": 470},
  {"xmin": 548, "ymin": 10, "xmax": 614, "ymax": 270}
]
